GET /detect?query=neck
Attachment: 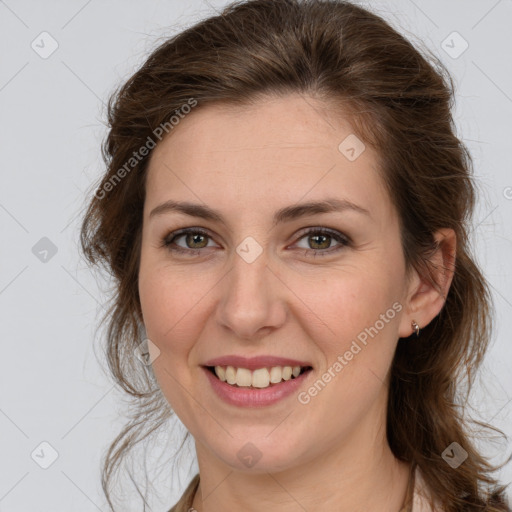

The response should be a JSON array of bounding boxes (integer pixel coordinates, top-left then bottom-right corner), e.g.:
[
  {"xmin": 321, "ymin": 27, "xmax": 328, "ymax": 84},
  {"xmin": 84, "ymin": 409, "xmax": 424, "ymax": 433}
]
[{"xmin": 190, "ymin": 404, "xmax": 411, "ymax": 512}]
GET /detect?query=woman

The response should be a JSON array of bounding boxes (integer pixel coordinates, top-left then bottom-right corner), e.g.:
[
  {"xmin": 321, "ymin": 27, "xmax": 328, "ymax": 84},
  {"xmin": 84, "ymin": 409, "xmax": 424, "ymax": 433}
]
[{"xmin": 80, "ymin": 0, "xmax": 511, "ymax": 510}]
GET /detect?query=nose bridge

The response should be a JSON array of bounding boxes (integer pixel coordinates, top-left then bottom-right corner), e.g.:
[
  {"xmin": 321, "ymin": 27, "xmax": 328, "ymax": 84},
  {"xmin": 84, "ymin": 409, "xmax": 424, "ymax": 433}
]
[{"xmin": 216, "ymin": 240, "xmax": 285, "ymax": 339}]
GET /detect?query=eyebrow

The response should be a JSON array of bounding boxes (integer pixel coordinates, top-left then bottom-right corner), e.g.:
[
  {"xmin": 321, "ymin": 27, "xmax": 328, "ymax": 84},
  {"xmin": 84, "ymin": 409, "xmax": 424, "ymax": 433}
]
[{"xmin": 149, "ymin": 197, "xmax": 371, "ymax": 227}]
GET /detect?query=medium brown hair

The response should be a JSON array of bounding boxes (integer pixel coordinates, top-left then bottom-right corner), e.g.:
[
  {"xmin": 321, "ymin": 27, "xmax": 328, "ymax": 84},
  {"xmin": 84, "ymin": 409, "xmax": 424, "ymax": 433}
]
[{"xmin": 79, "ymin": 0, "xmax": 511, "ymax": 510}]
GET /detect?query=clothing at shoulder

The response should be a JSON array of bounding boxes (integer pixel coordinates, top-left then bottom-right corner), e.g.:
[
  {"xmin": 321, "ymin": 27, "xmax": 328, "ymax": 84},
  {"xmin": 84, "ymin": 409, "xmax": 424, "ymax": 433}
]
[{"xmin": 167, "ymin": 466, "xmax": 442, "ymax": 512}]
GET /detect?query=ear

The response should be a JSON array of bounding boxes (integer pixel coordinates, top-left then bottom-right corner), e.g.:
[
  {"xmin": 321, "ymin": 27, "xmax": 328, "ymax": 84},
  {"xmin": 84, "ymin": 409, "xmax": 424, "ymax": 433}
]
[{"xmin": 398, "ymin": 228, "xmax": 456, "ymax": 338}]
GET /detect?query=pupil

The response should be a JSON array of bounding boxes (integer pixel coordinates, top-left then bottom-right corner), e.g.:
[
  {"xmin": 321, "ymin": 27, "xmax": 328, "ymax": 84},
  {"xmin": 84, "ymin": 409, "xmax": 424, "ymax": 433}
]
[
  {"xmin": 311, "ymin": 234, "xmax": 329, "ymax": 249},
  {"xmin": 188, "ymin": 233, "xmax": 206, "ymax": 248}
]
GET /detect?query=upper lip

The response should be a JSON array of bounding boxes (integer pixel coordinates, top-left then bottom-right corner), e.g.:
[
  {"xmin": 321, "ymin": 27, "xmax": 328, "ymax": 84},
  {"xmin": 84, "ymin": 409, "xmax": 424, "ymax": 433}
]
[{"xmin": 203, "ymin": 355, "xmax": 313, "ymax": 371}]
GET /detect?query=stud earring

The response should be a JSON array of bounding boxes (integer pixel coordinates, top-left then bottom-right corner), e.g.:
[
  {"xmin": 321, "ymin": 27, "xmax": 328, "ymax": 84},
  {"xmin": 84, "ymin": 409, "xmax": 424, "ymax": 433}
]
[{"xmin": 411, "ymin": 320, "xmax": 420, "ymax": 337}]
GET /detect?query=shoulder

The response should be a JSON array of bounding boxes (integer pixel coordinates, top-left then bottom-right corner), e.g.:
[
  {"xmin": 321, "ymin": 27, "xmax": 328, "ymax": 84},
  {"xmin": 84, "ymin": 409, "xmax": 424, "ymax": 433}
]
[
  {"xmin": 167, "ymin": 473, "xmax": 200, "ymax": 512},
  {"xmin": 412, "ymin": 466, "xmax": 512, "ymax": 512}
]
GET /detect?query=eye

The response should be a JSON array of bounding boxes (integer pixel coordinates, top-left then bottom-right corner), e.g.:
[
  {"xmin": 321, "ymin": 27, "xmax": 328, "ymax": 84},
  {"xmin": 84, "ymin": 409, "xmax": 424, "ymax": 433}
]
[
  {"xmin": 292, "ymin": 227, "xmax": 350, "ymax": 257},
  {"xmin": 161, "ymin": 227, "xmax": 218, "ymax": 255}
]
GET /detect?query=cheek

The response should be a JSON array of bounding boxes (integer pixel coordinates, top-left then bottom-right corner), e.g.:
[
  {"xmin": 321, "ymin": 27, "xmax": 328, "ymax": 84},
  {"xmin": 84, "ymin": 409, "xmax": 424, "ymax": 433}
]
[
  {"xmin": 291, "ymin": 267, "xmax": 400, "ymax": 352},
  {"xmin": 138, "ymin": 264, "xmax": 205, "ymax": 358},
  {"xmin": 138, "ymin": 267, "xmax": 204, "ymax": 417},
  {"xmin": 295, "ymin": 272, "xmax": 402, "ymax": 419}
]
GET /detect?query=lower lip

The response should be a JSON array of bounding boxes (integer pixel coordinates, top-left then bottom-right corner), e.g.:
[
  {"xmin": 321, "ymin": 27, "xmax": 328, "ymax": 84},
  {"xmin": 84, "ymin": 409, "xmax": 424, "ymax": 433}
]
[{"xmin": 202, "ymin": 367, "xmax": 312, "ymax": 407}]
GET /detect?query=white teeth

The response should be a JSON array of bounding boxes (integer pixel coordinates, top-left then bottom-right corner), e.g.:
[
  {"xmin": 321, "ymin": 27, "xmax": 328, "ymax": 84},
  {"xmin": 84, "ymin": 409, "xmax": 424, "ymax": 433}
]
[
  {"xmin": 213, "ymin": 365, "xmax": 305, "ymax": 388},
  {"xmin": 252, "ymin": 368, "xmax": 269, "ymax": 388},
  {"xmin": 215, "ymin": 365, "xmax": 226, "ymax": 382},
  {"xmin": 225, "ymin": 366, "xmax": 236, "ymax": 385},
  {"xmin": 236, "ymin": 367, "xmax": 252, "ymax": 387},
  {"xmin": 269, "ymin": 366, "xmax": 282, "ymax": 383}
]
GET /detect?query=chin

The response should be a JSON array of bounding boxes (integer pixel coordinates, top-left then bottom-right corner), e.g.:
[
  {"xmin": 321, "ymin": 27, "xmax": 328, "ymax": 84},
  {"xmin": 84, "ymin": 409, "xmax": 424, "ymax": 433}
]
[{"xmin": 204, "ymin": 434, "xmax": 306, "ymax": 474}]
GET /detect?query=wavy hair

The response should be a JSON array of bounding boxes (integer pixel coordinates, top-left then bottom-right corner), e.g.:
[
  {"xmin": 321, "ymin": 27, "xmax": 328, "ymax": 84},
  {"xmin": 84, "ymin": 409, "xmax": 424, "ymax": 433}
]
[{"xmin": 79, "ymin": 0, "xmax": 511, "ymax": 510}]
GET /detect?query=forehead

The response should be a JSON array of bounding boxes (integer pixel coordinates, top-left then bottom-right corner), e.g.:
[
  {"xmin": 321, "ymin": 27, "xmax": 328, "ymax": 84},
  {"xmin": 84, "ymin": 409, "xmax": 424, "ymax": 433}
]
[
  {"xmin": 144, "ymin": 94, "xmax": 393, "ymax": 225},
  {"xmin": 150, "ymin": 94, "xmax": 361, "ymax": 164}
]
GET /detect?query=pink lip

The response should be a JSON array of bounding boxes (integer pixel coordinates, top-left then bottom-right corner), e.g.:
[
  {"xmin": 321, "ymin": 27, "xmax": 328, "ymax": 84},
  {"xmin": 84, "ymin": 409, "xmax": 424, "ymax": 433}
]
[
  {"xmin": 202, "ymin": 366, "xmax": 313, "ymax": 407},
  {"xmin": 203, "ymin": 355, "xmax": 312, "ymax": 371}
]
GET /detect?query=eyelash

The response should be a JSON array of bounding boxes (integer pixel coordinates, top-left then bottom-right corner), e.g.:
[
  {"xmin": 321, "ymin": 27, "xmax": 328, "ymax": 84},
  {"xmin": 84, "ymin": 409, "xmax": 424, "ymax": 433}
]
[{"xmin": 160, "ymin": 227, "xmax": 350, "ymax": 258}]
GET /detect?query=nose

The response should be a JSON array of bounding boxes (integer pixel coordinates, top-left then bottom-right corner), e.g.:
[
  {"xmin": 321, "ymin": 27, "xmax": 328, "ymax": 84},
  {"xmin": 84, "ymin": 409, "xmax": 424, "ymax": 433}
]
[{"xmin": 215, "ymin": 249, "xmax": 287, "ymax": 341}]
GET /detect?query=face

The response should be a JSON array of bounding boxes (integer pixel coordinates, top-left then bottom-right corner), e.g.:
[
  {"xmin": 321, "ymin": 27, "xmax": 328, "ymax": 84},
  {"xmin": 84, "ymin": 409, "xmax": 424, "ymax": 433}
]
[{"xmin": 138, "ymin": 94, "xmax": 413, "ymax": 474}]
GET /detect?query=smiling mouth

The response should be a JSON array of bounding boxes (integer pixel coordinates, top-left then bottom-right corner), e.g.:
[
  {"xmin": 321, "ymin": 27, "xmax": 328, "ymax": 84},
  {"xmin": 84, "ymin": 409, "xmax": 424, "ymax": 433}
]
[{"xmin": 205, "ymin": 365, "xmax": 313, "ymax": 389}]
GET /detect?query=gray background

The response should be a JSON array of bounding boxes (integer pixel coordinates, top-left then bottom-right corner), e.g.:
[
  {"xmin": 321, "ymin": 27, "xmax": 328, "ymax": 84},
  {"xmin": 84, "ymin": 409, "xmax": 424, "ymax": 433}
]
[{"xmin": 1, "ymin": 0, "xmax": 511, "ymax": 510}]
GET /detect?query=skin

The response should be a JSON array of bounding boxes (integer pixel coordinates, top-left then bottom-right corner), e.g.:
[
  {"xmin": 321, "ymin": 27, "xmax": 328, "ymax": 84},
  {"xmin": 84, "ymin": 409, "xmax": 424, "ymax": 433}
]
[{"xmin": 138, "ymin": 93, "xmax": 456, "ymax": 512}]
